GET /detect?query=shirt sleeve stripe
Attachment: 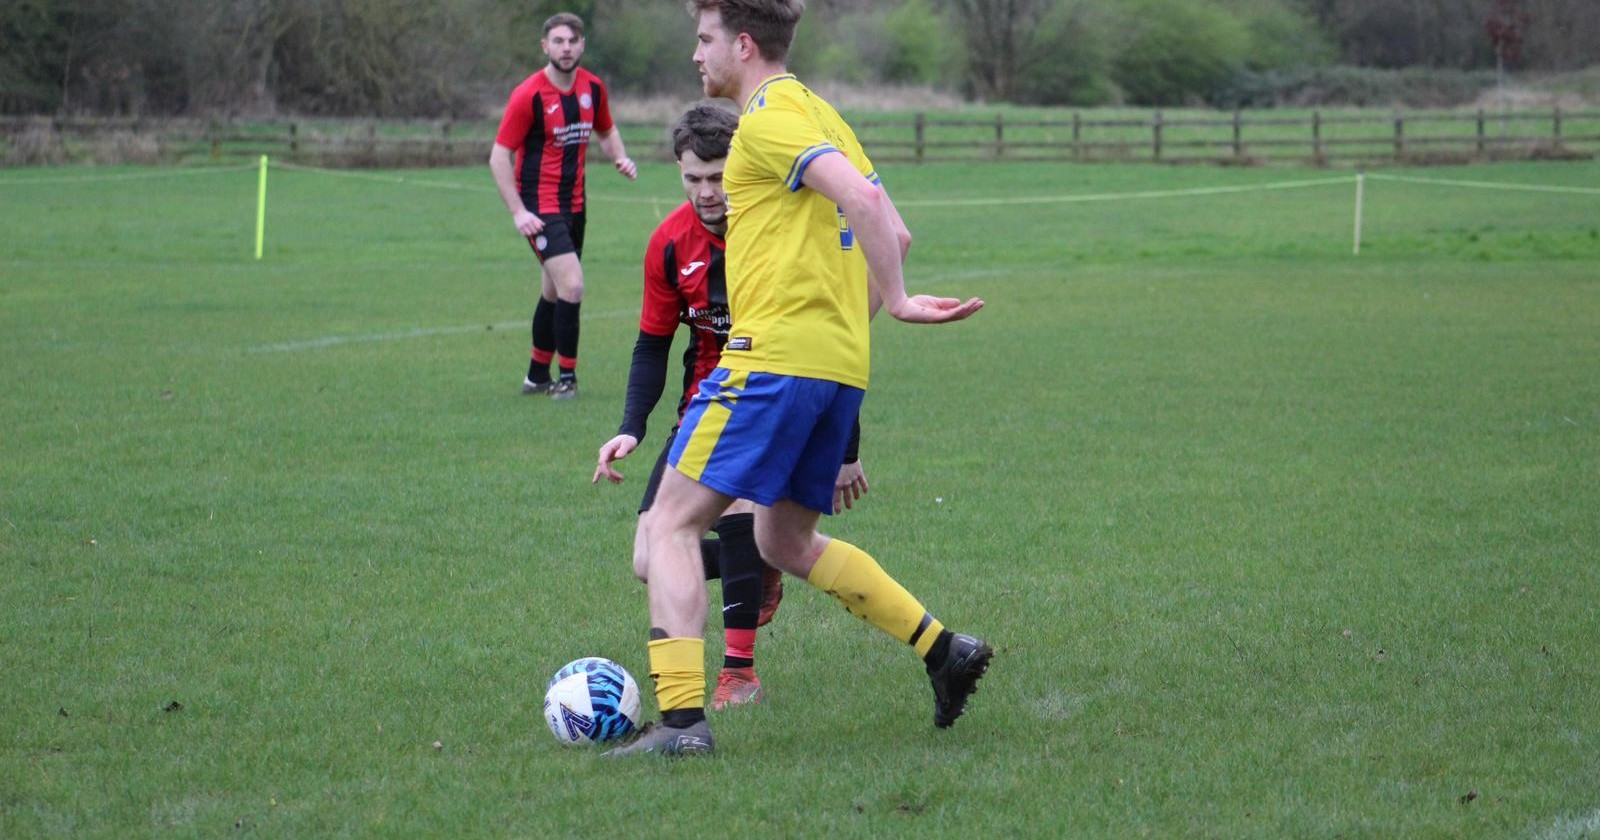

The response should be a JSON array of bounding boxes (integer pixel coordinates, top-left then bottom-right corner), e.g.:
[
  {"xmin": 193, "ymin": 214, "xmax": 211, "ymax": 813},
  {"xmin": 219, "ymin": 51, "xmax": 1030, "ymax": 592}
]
[{"xmin": 786, "ymin": 144, "xmax": 840, "ymax": 192}]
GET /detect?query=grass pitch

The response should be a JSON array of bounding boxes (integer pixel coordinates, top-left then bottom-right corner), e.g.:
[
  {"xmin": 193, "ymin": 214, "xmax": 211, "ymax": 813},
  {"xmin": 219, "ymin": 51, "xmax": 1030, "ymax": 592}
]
[{"xmin": 2, "ymin": 158, "xmax": 1598, "ymax": 838}]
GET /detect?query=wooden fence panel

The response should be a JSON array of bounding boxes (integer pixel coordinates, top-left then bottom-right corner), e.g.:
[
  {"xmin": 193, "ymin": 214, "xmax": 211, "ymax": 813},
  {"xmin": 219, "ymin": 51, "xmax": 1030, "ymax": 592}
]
[{"xmin": 4, "ymin": 110, "xmax": 1597, "ymax": 168}]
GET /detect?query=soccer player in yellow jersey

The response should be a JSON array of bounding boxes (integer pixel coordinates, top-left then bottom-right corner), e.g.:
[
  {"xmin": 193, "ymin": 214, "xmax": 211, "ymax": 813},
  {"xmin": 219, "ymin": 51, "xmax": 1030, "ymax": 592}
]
[{"xmin": 605, "ymin": 0, "xmax": 991, "ymax": 757}]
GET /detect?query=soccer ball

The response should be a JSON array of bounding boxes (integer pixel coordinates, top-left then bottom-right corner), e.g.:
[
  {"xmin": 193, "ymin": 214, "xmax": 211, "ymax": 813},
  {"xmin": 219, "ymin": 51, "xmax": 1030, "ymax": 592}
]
[{"xmin": 543, "ymin": 657, "xmax": 641, "ymax": 746}]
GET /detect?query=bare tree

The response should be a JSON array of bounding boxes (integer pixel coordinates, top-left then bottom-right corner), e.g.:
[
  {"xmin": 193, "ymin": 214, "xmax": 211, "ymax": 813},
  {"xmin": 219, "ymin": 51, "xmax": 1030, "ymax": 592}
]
[{"xmin": 941, "ymin": 0, "xmax": 1053, "ymax": 100}]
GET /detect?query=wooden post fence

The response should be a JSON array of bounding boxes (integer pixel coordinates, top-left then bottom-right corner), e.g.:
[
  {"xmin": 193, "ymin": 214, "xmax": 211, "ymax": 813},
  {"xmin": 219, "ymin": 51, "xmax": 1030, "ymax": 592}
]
[
  {"xmin": 1232, "ymin": 109, "xmax": 1243, "ymax": 161},
  {"xmin": 1312, "ymin": 110, "xmax": 1323, "ymax": 162},
  {"xmin": 7, "ymin": 108, "xmax": 1595, "ymax": 167}
]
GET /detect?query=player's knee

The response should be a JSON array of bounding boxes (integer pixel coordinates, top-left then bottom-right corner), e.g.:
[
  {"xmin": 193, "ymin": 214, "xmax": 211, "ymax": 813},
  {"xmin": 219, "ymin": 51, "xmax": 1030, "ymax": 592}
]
[
  {"xmin": 631, "ymin": 542, "xmax": 649, "ymax": 583},
  {"xmin": 752, "ymin": 530, "xmax": 806, "ymax": 575}
]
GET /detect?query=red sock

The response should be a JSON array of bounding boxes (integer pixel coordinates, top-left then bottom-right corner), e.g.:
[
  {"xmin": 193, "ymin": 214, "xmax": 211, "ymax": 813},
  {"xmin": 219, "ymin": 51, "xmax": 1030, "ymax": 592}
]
[{"xmin": 724, "ymin": 628, "xmax": 756, "ymax": 666}]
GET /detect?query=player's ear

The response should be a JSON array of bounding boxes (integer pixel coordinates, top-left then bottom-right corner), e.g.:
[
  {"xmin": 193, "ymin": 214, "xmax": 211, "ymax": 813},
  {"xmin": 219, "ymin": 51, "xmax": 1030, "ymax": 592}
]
[{"xmin": 735, "ymin": 32, "xmax": 756, "ymax": 62}]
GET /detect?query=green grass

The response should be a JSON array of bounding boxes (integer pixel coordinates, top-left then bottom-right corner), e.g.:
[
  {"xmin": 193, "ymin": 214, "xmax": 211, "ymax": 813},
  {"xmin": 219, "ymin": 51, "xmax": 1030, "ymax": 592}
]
[{"xmin": 2, "ymin": 158, "xmax": 1598, "ymax": 838}]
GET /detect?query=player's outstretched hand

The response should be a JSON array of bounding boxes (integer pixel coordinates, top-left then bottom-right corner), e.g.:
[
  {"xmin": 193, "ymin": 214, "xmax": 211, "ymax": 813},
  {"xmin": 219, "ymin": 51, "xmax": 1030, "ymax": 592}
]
[
  {"xmin": 593, "ymin": 434, "xmax": 640, "ymax": 484},
  {"xmin": 889, "ymin": 294, "xmax": 984, "ymax": 324},
  {"xmin": 513, "ymin": 208, "xmax": 545, "ymax": 237},
  {"xmin": 615, "ymin": 157, "xmax": 638, "ymax": 180},
  {"xmin": 833, "ymin": 460, "xmax": 869, "ymax": 514}
]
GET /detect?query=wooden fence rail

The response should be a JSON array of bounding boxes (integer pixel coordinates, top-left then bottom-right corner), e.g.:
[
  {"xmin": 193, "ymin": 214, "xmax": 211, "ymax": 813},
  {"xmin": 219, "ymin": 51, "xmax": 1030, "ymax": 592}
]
[{"xmin": 4, "ymin": 109, "xmax": 1596, "ymax": 168}]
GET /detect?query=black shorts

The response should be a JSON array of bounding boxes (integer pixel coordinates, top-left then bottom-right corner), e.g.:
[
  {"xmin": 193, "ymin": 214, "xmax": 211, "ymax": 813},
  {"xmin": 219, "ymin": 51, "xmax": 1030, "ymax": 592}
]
[
  {"xmin": 637, "ymin": 427, "xmax": 678, "ymax": 514},
  {"xmin": 526, "ymin": 211, "xmax": 586, "ymax": 263}
]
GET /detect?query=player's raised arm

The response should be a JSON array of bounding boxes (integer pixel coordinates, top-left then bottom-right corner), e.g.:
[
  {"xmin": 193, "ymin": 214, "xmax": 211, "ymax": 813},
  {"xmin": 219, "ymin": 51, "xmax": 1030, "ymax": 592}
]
[{"xmin": 799, "ymin": 153, "xmax": 982, "ymax": 324}]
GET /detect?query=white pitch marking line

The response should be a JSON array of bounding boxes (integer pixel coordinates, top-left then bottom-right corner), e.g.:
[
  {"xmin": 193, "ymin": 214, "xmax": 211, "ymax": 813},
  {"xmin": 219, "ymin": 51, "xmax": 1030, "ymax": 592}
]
[
  {"xmin": 1534, "ymin": 807, "xmax": 1600, "ymax": 840},
  {"xmin": 246, "ymin": 265, "xmax": 1024, "ymax": 355},
  {"xmin": 247, "ymin": 309, "xmax": 640, "ymax": 354},
  {"xmin": 247, "ymin": 322, "xmax": 523, "ymax": 354}
]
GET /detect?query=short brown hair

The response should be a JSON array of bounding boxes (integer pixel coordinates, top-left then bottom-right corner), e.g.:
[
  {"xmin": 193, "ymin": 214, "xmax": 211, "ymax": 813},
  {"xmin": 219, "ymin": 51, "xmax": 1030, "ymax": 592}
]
[
  {"xmin": 671, "ymin": 104, "xmax": 739, "ymax": 161},
  {"xmin": 686, "ymin": 0, "xmax": 804, "ymax": 63},
  {"xmin": 543, "ymin": 12, "xmax": 584, "ymax": 38}
]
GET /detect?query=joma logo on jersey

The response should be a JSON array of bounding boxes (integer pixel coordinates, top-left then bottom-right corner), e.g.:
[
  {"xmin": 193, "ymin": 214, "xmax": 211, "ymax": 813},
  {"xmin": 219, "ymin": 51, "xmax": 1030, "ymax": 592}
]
[{"xmin": 836, "ymin": 206, "xmax": 855, "ymax": 250}]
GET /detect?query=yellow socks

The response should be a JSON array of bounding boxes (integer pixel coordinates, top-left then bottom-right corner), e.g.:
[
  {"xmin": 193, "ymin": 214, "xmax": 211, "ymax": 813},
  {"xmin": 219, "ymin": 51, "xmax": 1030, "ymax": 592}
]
[
  {"xmin": 648, "ymin": 637, "xmax": 705, "ymax": 712},
  {"xmin": 806, "ymin": 539, "xmax": 945, "ymax": 658}
]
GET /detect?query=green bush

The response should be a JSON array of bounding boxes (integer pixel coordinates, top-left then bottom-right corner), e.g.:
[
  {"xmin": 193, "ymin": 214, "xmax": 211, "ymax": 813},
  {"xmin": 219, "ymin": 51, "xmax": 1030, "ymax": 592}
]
[
  {"xmin": 1216, "ymin": 65, "xmax": 1501, "ymax": 109},
  {"xmin": 1111, "ymin": 0, "xmax": 1251, "ymax": 106},
  {"xmin": 588, "ymin": 5, "xmax": 699, "ymax": 95},
  {"xmin": 1233, "ymin": 0, "xmax": 1334, "ymax": 72},
  {"xmin": 816, "ymin": 11, "xmax": 889, "ymax": 85},
  {"xmin": 883, "ymin": 0, "xmax": 952, "ymax": 86},
  {"xmin": 1013, "ymin": 1, "xmax": 1119, "ymax": 105}
]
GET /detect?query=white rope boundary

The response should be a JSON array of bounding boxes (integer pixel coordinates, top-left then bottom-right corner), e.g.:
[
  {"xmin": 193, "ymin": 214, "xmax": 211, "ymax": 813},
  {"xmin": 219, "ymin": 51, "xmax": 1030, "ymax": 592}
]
[
  {"xmin": 273, "ymin": 160, "xmax": 664, "ymax": 205},
  {"xmin": 0, "ymin": 164, "xmax": 255, "ymax": 187},
  {"xmin": 1365, "ymin": 172, "xmax": 1600, "ymax": 196},
  {"xmin": 7, "ymin": 161, "xmax": 1597, "ymax": 203},
  {"xmin": 273, "ymin": 161, "xmax": 494, "ymax": 194},
  {"xmin": 897, "ymin": 176, "xmax": 1355, "ymax": 208}
]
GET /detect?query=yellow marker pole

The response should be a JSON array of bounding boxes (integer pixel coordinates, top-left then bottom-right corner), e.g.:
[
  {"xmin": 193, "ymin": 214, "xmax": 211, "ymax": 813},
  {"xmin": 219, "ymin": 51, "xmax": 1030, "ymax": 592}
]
[{"xmin": 255, "ymin": 155, "xmax": 269, "ymax": 260}]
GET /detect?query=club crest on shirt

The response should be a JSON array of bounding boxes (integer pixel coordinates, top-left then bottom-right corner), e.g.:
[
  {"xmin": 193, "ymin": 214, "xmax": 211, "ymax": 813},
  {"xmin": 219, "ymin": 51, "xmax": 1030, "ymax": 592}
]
[{"xmin": 579, "ymin": 93, "xmax": 593, "ymax": 110}]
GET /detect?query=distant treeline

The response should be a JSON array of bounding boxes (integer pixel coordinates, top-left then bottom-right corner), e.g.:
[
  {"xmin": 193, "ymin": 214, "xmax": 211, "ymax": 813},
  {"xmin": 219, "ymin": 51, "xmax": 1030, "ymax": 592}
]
[{"xmin": 3, "ymin": 0, "xmax": 1597, "ymax": 116}]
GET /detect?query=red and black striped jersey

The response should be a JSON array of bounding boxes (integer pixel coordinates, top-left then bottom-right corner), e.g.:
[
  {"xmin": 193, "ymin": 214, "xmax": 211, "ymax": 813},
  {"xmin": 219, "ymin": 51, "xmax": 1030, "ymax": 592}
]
[
  {"xmin": 494, "ymin": 67, "xmax": 614, "ymax": 215},
  {"xmin": 642, "ymin": 202, "xmax": 729, "ymax": 420}
]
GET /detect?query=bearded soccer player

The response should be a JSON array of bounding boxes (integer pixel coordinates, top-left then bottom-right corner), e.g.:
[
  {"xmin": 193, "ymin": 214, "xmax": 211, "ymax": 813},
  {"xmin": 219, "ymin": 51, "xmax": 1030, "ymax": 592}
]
[
  {"xmin": 490, "ymin": 12, "xmax": 637, "ymax": 400},
  {"xmin": 591, "ymin": 103, "xmax": 871, "ymax": 712},
  {"xmin": 604, "ymin": 0, "xmax": 990, "ymax": 757}
]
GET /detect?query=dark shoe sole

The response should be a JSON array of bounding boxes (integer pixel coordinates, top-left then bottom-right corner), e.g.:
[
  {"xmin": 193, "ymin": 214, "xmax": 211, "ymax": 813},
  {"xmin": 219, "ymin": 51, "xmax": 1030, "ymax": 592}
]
[{"xmin": 934, "ymin": 639, "xmax": 994, "ymax": 729}]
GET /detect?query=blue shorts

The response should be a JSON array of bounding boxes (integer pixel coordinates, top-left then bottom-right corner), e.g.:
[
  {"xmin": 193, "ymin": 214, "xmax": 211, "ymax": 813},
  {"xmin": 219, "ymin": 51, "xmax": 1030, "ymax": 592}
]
[{"xmin": 668, "ymin": 368, "xmax": 864, "ymax": 514}]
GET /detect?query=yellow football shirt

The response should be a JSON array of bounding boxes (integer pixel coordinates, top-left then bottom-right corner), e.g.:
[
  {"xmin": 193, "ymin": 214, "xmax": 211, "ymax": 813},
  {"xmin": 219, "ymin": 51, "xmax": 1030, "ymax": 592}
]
[{"xmin": 721, "ymin": 74, "xmax": 880, "ymax": 390}]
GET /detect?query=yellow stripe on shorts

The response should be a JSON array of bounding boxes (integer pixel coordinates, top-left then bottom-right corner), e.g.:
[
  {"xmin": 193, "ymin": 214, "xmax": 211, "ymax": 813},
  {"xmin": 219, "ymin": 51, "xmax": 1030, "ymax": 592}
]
[{"xmin": 676, "ymin": 370, "xmax": 747, "ymax": 481}]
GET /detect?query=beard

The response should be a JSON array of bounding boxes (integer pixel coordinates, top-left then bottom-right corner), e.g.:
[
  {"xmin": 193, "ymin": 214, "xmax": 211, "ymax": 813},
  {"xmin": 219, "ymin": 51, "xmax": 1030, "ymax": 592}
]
[
  {"xmin": 701, "ymin": 73, "xmax": 730, "ymax": 100},
  {"xmin": 551, "ymin": 56, "xmax": 581, "ymax": 73},
  {"xmin": 698, "ymin": 63, "xmax": 735, "ymax": 100}
]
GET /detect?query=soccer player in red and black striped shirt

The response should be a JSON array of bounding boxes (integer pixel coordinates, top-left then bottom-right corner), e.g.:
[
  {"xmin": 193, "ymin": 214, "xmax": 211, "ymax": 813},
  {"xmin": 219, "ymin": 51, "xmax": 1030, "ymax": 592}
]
[
  {"xmin": 592, "ymin": 104, "xmax": 867, "ymax": 711},
  {"xmin": 489, "ymin": 12, "xmax": 637, "ymax": 400}
]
